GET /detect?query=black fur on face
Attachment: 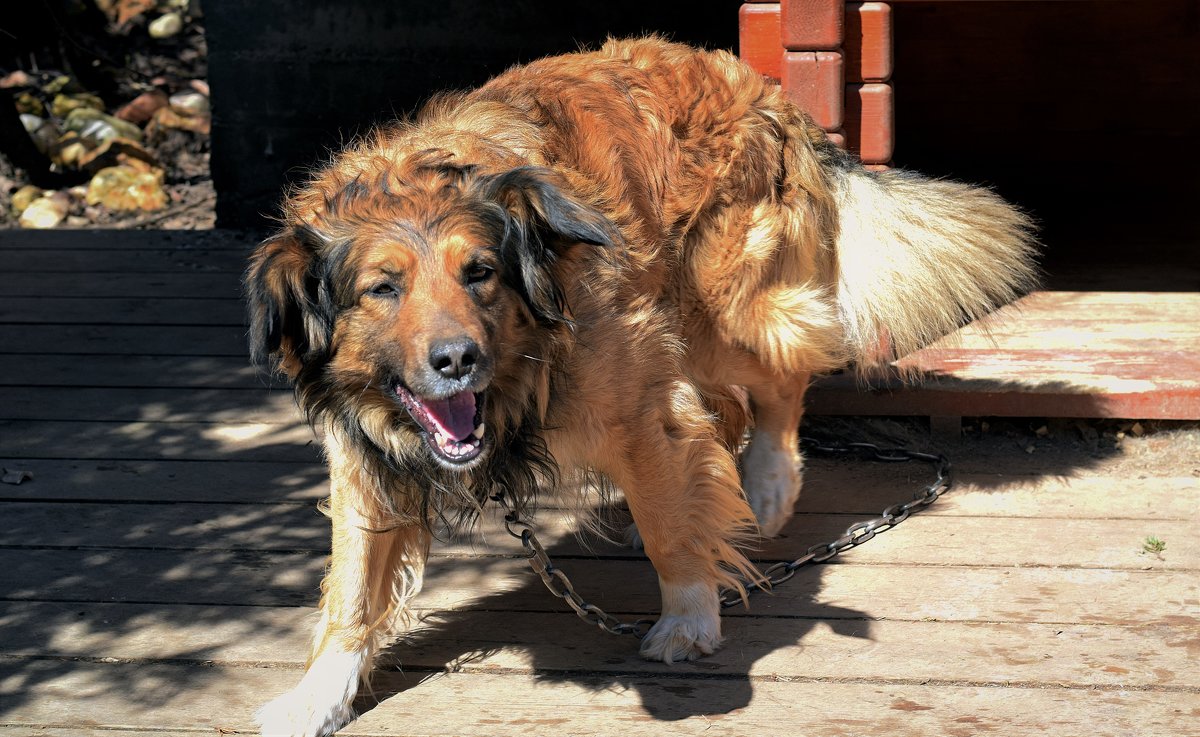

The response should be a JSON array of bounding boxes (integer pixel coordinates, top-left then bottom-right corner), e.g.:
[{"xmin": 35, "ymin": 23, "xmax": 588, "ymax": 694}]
[{"xmin": 472, "ymin": 166, "xmax": 621, "ymax": 327}]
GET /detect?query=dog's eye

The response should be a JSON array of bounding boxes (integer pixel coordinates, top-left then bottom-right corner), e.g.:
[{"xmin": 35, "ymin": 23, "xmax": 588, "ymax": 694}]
[
  {"xmin": 465, "ymin": 265, "xmax": 494, "ymax": 284},
  {"xmin": 368, "ymin": 283, "xmax": 397, "ymax": 297}
]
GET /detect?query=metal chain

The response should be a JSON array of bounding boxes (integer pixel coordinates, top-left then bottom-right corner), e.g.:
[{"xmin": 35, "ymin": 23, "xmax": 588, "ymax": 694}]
[
  {"xmin": 718, "ymin": 437, "xmax": 953, "ymax": 608},
  {"xmin": 493, "ymin": 493, "xmax": 656, "ymax": 638},
  {"xmin": 495, "ymin": 436, "xmax": 953, "ymax": 636}
]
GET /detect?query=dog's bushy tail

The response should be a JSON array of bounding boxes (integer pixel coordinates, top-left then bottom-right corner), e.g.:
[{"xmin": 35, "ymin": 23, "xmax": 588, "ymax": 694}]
[{"xmin": 830, "ymin": 163, "xmax": 1039, "ymax": 369}]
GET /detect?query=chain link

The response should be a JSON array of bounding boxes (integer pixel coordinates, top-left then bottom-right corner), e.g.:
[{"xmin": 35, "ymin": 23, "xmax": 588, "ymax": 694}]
[
  {"xmin": 495, "ymin": 495, "xmax": 655, "ymax": 638},
  {"xmin": 495, "ymin": 436, "xmax": 953, "ymax": 634}
]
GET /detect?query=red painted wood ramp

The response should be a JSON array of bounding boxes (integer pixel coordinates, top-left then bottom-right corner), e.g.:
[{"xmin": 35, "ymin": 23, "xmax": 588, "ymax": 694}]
[{"xmin": 808, "ymin": 291, "xmax": 1200, "ymax": 420}]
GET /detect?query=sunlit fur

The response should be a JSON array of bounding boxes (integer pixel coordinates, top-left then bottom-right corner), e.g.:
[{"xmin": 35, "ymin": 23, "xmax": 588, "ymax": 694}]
[{"xmin": 245, "ymin": 37, "xmax": 1037, "ymax": 736}]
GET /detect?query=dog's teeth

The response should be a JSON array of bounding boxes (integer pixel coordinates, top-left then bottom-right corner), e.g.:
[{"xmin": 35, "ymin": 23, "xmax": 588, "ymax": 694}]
[{"xmin": 472, "ymin": 423, "xmax": 485, "ymax": 439}]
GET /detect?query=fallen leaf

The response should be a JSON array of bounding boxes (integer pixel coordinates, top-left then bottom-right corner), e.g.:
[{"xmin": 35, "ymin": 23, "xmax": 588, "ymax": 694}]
[{"xmin": 1, "ymin": 468, "xmax": 34, "ymax": 485}]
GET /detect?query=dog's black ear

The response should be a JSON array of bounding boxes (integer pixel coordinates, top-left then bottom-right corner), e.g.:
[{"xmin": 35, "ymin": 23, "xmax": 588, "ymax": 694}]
[
  {"xmin": 477, "ymin": 167, "xmax": 621, "ymax": 325},
  {"xmin": 481, "ymin": 166, "xmax": 620, "ymax": 248},
  {"xmin": 244, "ymin": 226, "xmax": 333, "ymax": 378}
]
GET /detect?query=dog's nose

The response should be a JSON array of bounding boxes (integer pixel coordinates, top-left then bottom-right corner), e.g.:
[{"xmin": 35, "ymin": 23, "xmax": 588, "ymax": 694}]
[{"xmin": 429, "ymin": 338, "xmax": 480, "ymax": 380}]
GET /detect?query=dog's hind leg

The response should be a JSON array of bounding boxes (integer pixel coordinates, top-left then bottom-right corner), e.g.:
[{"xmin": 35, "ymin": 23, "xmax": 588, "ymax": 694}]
[
  {"xmin": 601, "ymin": 379, "xmax": 757, "ymax": 663},
  {"xmin": 742, "ymin": 375, "xmax": 810, "ymax": 537},
  {"xmin": 257, "ymin": 441, "xmax": 430, "ymax": 737}
]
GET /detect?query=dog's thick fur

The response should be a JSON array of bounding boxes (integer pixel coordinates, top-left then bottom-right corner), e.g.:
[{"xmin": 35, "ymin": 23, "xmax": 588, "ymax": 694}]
[{"xmin": 246, "ymin": 38, "xmax": 1036, "ymax": 736}]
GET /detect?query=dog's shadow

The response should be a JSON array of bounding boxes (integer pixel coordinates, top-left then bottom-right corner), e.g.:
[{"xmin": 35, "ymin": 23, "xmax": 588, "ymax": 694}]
[
  {"xmin": 357, "ymin": 496, "xmax": 884, "ymax": 720},
  {"xmin": 363, "ymin": 557, "xmax": 865, "ymax": 721}
]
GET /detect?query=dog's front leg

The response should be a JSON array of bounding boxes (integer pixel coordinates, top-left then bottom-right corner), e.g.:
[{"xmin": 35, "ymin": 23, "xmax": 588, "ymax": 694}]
[
  {"xmin": 257, "ymin": 460, "xmax": 430, "ymax": 737},
  {"xmin": 605, "ymin": 382, "xmax": 756, "ymax": 664},
  {"xmin": 742, "ymin": 375, "xmax": 810, "ymax": 537}
]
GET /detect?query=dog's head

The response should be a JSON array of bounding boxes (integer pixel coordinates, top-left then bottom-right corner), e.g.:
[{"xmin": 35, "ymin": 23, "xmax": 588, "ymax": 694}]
[{"xmin": 246, "ymin": 155, "xmax": 618, "ymax": 471}]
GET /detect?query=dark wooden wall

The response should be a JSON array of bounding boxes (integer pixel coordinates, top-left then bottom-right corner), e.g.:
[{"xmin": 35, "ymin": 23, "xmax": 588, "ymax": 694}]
[
  {"xmin": 205, "ymin": 1, "xmax": 740, "ymax": 227},
  {"xmin": 890, "ymin": 0, "xmax": 1200, "ymax": 248}
]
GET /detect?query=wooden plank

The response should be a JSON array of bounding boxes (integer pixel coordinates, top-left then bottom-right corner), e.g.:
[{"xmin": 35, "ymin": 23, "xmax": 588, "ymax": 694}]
[
  {"xmin": 3, "ymin": 602, "xmax": 1194, "ymax": 690},
  {"xmin": 2, "ymin": 661, "xmax": 1195, "ymax": 736},
  {"xmin": 781, "ymin": 0, "xmax": 843, "ymax": 50},
  {"xmin": 751, "ymin": 515, "xmax": 1198, "ymax": 570},
  {"xmin": 0, "ymin": 501, "xmax": 332, "ymax": 552},
  {"xmin": 3, "ymin": 548, "xmax": 1194, "ymax": 626},
  {"xmin": 796, "ymin": 469, "xmax": 1200, "ymax": 521},
  {"xmin": 0, "ymin": 248, "xmax": 247, "ymax": 274},
  {"xmin": 738, "ymin": 2, "xmax": 782, "ymax": 81},
  {"xmin": 0, "ymin": 324, "xmax": 248, "ymax": 356},
  {"xmin": 184, "ymin": 612, "xmax": 1191, "ymax": 690},
  {"xmin": 0, "ymin": 229, "xmax": 257, "ymax": 252},
  {"xmin": 0, "ymin": 296, "xmax": 244, "ymax": 325},
  {"xmin": 812, "ymin": 291, "xmax": 1200, "ymax": 419},
  {"xmin": 0, "ymin": 355, "xmax": 279, "ymax": 388},
  {"xmin": 0, "ymin": 458, "xmax": 326, "ymax": 503},
  {"xmin": 931, "ymin": 331, "xmax": 1199, "ymax": 353},
  {"xmin": 0, "ymin": 731, "xmax": 200, "ymax": 737},
  {"xmin": 896, "ymin": 351, "xmax": 1200, "ymax": 391},
  {"xmin": 845, "ymin": 1, "xmax": 893, "ymax": 82},
  {"xmin": 4, "ymin": 452, "xmax": 1193, "ymax": 520},
  {"xmin": 0, "ymin": 548, "xmax": 327, "ymax": 606},
  {"xmin": 781, "ymin": 51, "xmax": 845, "ymax": 130},
  {"xmin": 765, "ymin": 517, "xmax": 1194, "ymax": 571},
  {"xmin": 843, "ymin": 81, "xmax": 893, "ymax": 163},
  {"xmin": 0, "ymin": 387, "xmax": 299, "ymax": 423},
  {"xmin": 3, "ymin": 498, "xmax": 1195, "ymax": 570},
  {"xmin": 969, "ymin": 291, "xmax": 1200, "ymax": 324},
  {"xmin": 0, "ymin": 271, "xmax": 241, "ymax": 299},
  {"xmin": 1, "ymin": 419, "xmax": 319, "ymax": 462},
  {"xmin": 732, "ymin": 0, "xmax": 896, "ymax": 85},
  {"xmin": 810, "ymin": 351, "xmax": 1200, "ymax": 418}
]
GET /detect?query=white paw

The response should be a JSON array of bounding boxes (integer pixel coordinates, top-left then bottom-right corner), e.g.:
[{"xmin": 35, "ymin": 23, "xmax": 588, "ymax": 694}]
[
  {"xmin": 639, "ymin": 580, "xmax": 721, "ymax": 664},
  {"xmin": 741, "ymin": 433, "xmax": 802, "ymax": 537},
  {"xmin": 256, "ymin": 650, "xmax": 366, "ymax": 736},
  {"xmin": 640, "ymin": 614, "xmax": 722, "ymax": 663},
  {"xmin": 255, "ymin": 688, "xmax": 354, "ymax": 737}
]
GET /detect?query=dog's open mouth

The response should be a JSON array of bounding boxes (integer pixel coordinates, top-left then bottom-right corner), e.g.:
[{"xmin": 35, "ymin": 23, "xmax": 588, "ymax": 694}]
[{"xmin": 395, "ymin": 385, "xmax": 486, "ymax": 465}]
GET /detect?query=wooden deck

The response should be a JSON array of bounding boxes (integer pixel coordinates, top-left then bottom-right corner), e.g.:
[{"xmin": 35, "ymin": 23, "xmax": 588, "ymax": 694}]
[{"xmin": 1, "ymin": 229, "xmax": 1198, "ymax": 736}]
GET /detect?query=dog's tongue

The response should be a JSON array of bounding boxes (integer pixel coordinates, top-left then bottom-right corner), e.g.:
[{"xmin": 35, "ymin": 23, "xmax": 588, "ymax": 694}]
[{"xmin": 423, "ymin": 391, "xmax": 477, "ymax": 441}]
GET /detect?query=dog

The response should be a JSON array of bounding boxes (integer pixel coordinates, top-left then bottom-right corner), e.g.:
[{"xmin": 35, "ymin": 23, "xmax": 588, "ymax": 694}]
[{"xmin": 245, "ymin": 37, "xmax": 1037, "ymax": 736}]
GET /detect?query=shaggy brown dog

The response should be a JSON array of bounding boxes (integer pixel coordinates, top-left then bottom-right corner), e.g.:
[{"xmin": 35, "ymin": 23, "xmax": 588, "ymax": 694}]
[{"xmin": 246, "ymin": 38, "xmax": 1036, "ymax": 735}]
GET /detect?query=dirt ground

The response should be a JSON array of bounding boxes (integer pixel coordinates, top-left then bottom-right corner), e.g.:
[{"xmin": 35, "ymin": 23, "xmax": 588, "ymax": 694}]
[{"xmin": 2, "ymin": 0, "xmax": 215, "ymax": 230}]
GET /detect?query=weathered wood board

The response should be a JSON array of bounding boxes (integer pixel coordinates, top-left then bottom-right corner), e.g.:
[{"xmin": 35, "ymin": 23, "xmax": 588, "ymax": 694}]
[{"xmin": 2, "ymin": 229, "xmax": 1197, "ymax": 735}]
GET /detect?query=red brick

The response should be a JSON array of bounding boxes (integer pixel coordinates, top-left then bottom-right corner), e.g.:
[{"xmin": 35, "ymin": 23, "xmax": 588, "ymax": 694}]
[
  {"xmin": 781, "ymin": 0, "xmax": 843, "ymax": 50},
  {"xmin": 739, "ymin": 3, "xmax": 783, "ymax": 81},
  {"xmin": 781, "ymin": 51, "xmax": 845, "ymax": 130},
  {"xmin": 845, "ymin": 2, "xmax": 893, "ymax": 83},
  {"xmin": 844, "ymin": 82, "xmax": 894, "ymax": 164}
]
